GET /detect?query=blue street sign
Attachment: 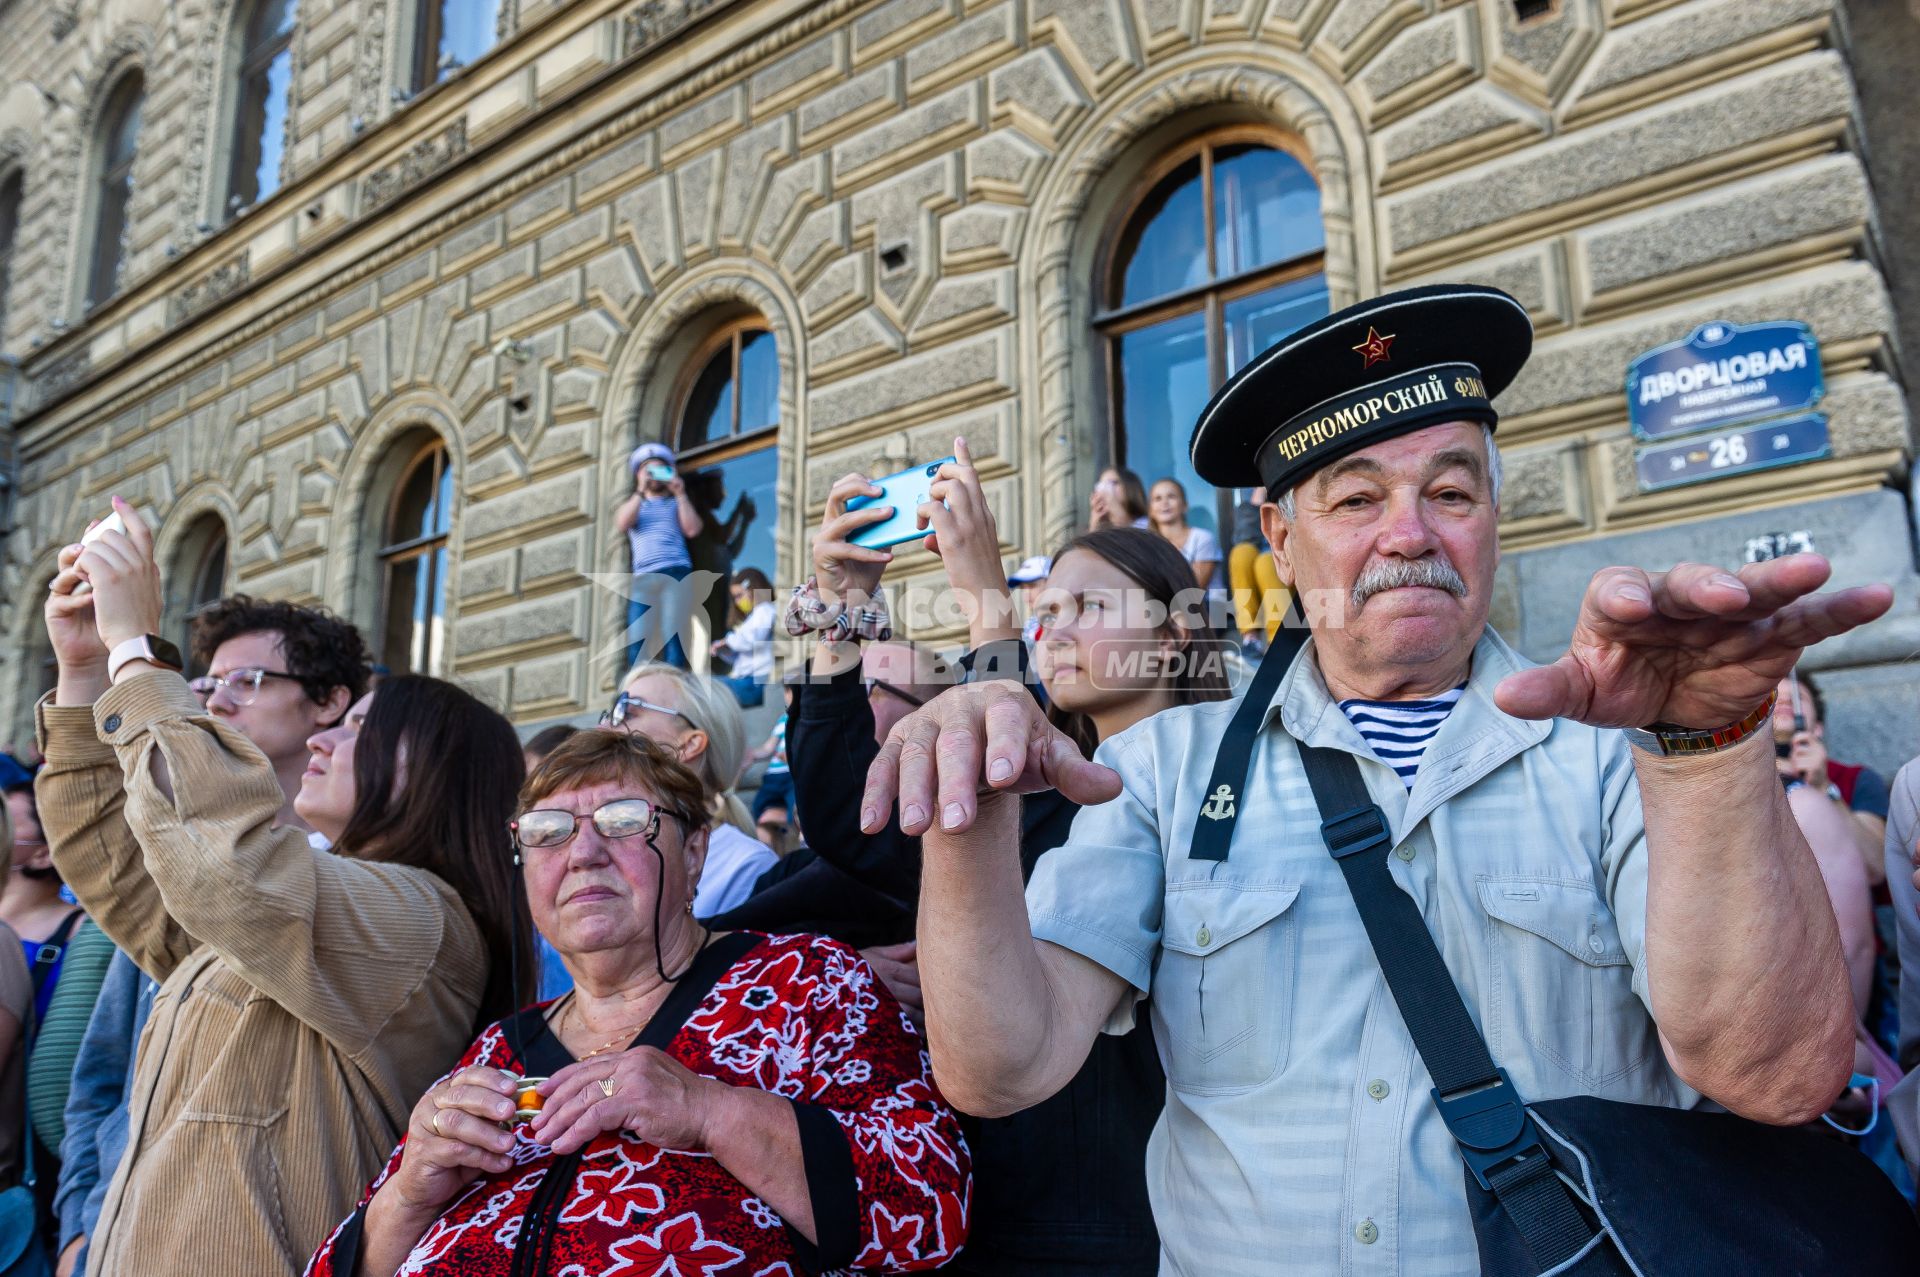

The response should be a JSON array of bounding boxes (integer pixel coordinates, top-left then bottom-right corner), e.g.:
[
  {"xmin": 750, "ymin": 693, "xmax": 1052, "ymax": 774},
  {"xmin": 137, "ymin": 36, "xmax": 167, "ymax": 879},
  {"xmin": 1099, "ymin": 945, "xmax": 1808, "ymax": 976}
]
[
  {"xmin": 1626, "ymin": 320, "xmax": 1823, "ymax": 440},
  {"xmin": 1634, "ymin": 413, "xmax": 1829, "ymax": 494}
]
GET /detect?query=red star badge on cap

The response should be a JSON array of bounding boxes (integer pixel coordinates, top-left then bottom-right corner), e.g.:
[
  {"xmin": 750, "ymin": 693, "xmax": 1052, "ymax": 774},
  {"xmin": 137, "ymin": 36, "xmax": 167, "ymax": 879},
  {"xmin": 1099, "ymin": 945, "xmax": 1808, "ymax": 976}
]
[{"xmin": 1353, "ymin": 327, "xmax": 1396, "ymax": 369}]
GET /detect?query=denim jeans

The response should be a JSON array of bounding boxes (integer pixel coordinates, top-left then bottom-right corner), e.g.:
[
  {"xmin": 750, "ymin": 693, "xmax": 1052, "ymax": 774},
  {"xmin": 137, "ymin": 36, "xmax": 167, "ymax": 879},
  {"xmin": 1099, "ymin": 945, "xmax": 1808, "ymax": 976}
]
[
  {"xmin": 718, "ymin": 673, "xmax": 765, "ymax": 708},
  {"xmin": 625, "ymin": 562, "xmax": 692, "ymax": 671}
]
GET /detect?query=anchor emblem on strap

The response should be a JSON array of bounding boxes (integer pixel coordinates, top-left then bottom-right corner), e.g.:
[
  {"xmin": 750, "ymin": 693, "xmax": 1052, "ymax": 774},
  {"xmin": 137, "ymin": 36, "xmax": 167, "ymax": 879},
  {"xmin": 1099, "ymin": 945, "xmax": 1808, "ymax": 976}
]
[{"xmin": 1200, "ymin": 783, "xmax": 1236, "ymax": 821}]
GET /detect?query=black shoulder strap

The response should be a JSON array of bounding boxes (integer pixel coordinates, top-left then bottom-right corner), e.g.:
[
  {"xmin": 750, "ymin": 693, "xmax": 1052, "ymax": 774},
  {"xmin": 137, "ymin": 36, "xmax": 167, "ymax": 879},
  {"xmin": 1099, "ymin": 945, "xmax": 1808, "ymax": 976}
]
[
  {"xmin": 629, "ymin": 929, "xmax": 758, "ymax": 1052},
  {"xmin": 28, "ymin": 909, "xmax": 84, "ymax": 1020},
  {"xmin": 1189, "ymin": 607, "xmax": 1310, "ymax": 862},
  {"xmin": 1291, "ymin": 737, "xmax": 1595, "ymax": 1271}
]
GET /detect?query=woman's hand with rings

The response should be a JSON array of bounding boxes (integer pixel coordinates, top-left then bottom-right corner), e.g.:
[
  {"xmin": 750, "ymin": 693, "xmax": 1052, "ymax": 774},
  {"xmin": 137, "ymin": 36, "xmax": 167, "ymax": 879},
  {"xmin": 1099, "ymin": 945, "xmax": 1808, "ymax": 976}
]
[
  {"xmin": 389, "ymin": 1067, "xmax": 521, "ymax": 1217},
  {"xmin": 530, "ymin": 1046, "xmax": 722, "ymax": 1156}
]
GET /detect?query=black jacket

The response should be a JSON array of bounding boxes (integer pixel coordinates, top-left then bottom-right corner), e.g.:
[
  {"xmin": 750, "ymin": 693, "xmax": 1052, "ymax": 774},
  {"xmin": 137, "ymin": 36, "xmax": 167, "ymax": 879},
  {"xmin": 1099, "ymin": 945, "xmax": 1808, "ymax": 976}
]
[{"xmin": 782, "ymin": 656, "xmax": 1162, "ymax": 1276}]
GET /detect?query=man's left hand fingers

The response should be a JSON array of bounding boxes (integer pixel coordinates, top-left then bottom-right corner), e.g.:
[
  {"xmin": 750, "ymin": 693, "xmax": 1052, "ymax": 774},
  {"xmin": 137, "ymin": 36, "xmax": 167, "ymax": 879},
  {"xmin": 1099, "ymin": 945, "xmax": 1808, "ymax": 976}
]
[
  {"xmin": 1648, "ymin": 562, "xmax": 1751, "ymax": 621},
  {"xmin": 1760, "ymin": 585, "xmax": 1894, "ymax": 651}
]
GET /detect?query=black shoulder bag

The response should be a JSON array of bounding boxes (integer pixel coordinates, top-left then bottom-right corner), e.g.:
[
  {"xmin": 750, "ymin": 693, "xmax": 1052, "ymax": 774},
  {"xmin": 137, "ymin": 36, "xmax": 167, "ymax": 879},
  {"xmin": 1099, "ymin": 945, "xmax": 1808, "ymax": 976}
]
[{"xmin": 1203, "ymin": 626, "xmax": 1919, "ymax": 1274}]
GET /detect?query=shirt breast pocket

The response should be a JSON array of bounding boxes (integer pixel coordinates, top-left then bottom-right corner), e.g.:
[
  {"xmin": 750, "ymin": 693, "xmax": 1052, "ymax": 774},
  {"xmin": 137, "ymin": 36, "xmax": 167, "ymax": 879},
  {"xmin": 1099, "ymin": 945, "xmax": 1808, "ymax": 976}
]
[
  {"xmin": 1154, "ymin": 882, "xmax": 1301, "ymax": 1096},
  {"xmin": 1478, "ymin": 876, "xmax": 1655, "ymax": 1088}
]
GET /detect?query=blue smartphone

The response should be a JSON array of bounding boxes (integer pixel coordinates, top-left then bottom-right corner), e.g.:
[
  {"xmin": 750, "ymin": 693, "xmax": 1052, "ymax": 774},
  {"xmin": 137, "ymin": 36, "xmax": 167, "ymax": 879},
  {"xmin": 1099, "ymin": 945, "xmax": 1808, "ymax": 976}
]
[{"xmin": 846, "ymin": 456, "xmax": 956, "ymax": 550}]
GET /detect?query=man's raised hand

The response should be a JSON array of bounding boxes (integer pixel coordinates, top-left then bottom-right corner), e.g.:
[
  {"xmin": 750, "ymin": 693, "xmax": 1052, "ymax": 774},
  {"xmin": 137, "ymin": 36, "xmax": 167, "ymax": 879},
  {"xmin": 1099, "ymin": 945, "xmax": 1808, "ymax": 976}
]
[
  {"xmin": 1494, "ymin": 554, "xmax": 1892, "ymax": 730},
  {"xmin": 861, "ymin": 681, "xmax": 1121, "ymax": 835}
]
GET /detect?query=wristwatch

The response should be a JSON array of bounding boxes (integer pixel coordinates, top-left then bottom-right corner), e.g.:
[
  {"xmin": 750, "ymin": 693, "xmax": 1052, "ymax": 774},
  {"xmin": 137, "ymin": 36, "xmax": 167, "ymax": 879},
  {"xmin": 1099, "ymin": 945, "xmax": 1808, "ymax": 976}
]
[
  {"xmin": 106, "ymin": 633, "xmax": 185, "ymax": 683},
  {"xmin": 1623, "ymin": 691, "xmax": 1777, "ymax": 758}
]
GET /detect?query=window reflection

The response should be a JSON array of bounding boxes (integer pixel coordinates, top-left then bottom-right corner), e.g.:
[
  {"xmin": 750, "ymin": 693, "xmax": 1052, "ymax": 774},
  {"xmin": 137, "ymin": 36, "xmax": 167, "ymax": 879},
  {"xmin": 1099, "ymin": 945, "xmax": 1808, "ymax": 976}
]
[
  {"xmin": 88, "ymin": 73, "xmax": 144, "ymax": 308},
  {"xmin": 1212, "ymin": 144, "xmax": 1323, "ymax": 279},
  {"xmin": 675, "ymin": 322, "xmax": 781, "ymax": 644},
  {"xmin": 379, "ymin": 441, "xmax": 453, "ymax": 674},
  {"xmin": 227, "ymin": 0, "xmax": 298, "ymax": 214},
  {"xmin": 1116, "ymin": 155, "xmax": 1206, "ymax": 308},
  {"xmin": 1116, "ymin": 312, "xmax": 1213, "ymax": 533},
  {"xmin": 172, "ymin": 520, "xmax": 229, "ymax": 675},
  {"xmin": 415, "ymin": 0, "xmax": 500, "ymax": 88},
  {"xmin": 1100, "ymin": 132, "xmax": 1329, "ymax": 532}
]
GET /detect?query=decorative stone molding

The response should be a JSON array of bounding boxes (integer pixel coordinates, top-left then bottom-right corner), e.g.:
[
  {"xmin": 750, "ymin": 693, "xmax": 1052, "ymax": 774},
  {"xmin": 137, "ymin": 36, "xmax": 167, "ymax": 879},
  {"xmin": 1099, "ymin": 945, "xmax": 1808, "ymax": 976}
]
[
  {"xmin": 1026, "ymin": 56, "xmax": 1366, "ymax": 552},
  {"xmin": 167, "ymin": 251, "xmax": 251, "ymax": 324},
  {"xmin": 362, "ymin": 118, "xmax": 469, "ymax": 211},
  {"xmin": 33, "ymin": 347, "xmax": 91, "ymax": 408},
  {"xmin": 620, "ymin": 0, "xmax": 740, "ymax": 60}
]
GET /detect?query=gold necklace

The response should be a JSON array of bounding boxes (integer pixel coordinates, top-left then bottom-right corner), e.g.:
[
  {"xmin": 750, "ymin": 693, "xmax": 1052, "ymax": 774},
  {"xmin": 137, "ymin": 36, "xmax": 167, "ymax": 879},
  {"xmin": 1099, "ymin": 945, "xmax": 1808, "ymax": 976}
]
[{"xmin": 561, "ymin": 994, "xmax": 655, "ymax": 1062}]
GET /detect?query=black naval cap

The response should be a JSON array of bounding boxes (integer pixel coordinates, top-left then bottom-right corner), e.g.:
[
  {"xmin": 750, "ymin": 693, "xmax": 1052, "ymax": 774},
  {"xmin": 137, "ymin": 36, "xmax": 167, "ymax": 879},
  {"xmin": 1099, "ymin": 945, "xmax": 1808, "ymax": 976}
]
[{"xmin": 1189, "ymin": 284, "xmax": 1533, "ymax": 494}]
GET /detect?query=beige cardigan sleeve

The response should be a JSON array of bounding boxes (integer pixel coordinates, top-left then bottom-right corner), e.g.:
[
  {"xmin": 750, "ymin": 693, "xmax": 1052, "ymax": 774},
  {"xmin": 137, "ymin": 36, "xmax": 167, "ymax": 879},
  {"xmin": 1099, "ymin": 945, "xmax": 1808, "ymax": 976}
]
[
  {"xmin": 37, "ymin": 692, "xmax": 195, "ymax": 982},
  {"xmin": 49, "ymin": 672, "xmax": 481, "ymax": 1055}
]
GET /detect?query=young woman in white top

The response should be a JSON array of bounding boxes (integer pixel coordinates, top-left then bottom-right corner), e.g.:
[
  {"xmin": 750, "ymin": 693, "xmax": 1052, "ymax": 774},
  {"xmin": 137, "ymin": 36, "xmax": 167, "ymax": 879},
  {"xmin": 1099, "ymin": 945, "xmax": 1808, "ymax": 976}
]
[
  {"xmin": 711, "ymin": 566, "xmax": 777, "ymax": 707},
  {"xmin": 600, "ymin": 663, "xmax": 777, "ymax": 916},
  {"xmin": 1148, "ymin": 477, "xmax": 1227, "ymax": 626}
]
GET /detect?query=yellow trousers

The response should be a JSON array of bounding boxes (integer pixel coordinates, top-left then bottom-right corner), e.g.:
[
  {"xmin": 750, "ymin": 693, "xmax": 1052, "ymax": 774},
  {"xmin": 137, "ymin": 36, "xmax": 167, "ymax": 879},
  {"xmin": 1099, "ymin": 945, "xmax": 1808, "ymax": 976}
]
[{"xmin": 1229, "ymin": 542, "xmax": 1289, "ymax": 639}]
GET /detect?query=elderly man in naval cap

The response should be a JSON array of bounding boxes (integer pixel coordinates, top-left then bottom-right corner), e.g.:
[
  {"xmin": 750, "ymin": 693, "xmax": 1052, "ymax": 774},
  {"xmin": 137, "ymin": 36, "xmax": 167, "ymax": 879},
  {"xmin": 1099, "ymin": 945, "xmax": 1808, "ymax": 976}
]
[{"xmin": 860, "ymin": 284, "xmax": 1893, "ymax": 1274}]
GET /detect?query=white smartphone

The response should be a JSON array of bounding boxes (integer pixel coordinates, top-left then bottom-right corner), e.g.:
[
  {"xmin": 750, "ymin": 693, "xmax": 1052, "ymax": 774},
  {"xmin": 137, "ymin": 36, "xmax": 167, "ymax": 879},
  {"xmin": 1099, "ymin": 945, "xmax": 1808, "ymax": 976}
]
[
  {"xmin": 81, "ymin": 510, "xmax": 127, "ymax": 546},
  {"xmin": 71, "ymin": 510, "xmax": 127, "ymax": 596}
]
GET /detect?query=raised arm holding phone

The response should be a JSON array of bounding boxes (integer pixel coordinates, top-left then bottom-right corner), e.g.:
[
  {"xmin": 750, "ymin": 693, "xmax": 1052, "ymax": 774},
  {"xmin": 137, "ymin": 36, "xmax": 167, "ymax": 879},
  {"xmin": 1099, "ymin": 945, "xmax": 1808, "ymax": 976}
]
[{"xmin": 35, "ymin": 498, "xmax": 527, "ymax": 1276}]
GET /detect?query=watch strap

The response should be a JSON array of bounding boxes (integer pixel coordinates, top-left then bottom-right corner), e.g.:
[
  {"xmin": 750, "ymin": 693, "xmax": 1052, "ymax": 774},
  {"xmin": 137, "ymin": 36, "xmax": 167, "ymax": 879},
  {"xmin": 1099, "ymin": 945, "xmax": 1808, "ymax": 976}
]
[
  {"xmin": 106, "ymin": 634, "xmax": 184, "ymax": 683},
  {"xmin": 1623, "ymin": 691, "xmax": 1777, "ymax": 758}
]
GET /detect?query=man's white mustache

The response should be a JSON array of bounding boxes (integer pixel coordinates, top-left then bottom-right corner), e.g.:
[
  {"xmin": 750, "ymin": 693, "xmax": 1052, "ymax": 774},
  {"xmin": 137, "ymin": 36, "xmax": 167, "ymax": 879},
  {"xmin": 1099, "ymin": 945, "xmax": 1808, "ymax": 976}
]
[{"xmin": 1350, "ymin": 558, "xmax": 1468, "ymax": 611}]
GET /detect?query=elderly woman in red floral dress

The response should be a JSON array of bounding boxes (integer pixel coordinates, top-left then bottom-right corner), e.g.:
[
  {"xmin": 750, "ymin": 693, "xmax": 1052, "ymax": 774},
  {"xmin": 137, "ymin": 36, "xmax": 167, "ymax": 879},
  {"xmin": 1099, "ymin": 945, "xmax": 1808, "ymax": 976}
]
[{"xmin": 306, "ymin": 730, "xmax": 968, "ymax": 1277}]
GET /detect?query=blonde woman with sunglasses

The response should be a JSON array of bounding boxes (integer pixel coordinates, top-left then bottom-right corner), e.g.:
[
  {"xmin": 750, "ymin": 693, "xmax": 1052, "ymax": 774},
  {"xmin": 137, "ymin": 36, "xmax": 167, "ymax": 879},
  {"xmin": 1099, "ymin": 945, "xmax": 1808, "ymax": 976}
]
[{"xmin": 601, "ymin": 663, "xmax": 775, "ymax": 915}]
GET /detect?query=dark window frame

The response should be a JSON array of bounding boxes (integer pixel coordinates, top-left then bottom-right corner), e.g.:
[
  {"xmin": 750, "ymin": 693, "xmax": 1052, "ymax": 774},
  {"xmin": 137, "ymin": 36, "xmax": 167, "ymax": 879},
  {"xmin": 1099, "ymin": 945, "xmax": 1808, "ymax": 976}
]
[
  {"xmin": 410, "ymin": 0, "xmax": 500, "ymax": 92},
  {"xmin": 1094, "ymin": 126, "xmax": 1327, "ymax": 525},
  {"xmin": 173, "ymin": 518, "xmax": 230, "ymax": 675},
  {"xmin": 0, "ymin": 168, "xmax": 23, "ymax": 339},
  {"xmin": 86, "ymin": 71, "xmax": 145, "ymax": 310},
  {"xmin": 377, "ymin": 439, "xmax": 453, "ymax": 674},
  {"xmin": 225, "ymin": 0, "xmax": 299, "ymax": 218},
  {"xmin": 671, "ymin": 319, "xmax": 780, "ymax": 471}
]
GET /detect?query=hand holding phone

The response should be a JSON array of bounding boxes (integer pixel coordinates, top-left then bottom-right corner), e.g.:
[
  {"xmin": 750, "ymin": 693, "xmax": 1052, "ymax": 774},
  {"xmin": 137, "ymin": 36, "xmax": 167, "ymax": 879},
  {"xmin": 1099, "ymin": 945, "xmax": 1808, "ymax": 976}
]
[
  {"xmin": 68, "ymin": 512, "xmax": 128, "ymax": 597},
  {"xmin": 847, "ymin": 457, "xmax": 956, "ymax": 550}
]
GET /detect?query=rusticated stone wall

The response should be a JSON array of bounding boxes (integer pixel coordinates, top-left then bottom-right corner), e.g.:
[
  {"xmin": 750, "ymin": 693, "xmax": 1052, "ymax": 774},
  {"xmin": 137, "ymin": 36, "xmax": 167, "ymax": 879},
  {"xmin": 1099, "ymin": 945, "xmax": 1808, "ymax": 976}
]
[{"xmin": 1, "ymin": 0, "xmax": 1915, "ymax": 767}]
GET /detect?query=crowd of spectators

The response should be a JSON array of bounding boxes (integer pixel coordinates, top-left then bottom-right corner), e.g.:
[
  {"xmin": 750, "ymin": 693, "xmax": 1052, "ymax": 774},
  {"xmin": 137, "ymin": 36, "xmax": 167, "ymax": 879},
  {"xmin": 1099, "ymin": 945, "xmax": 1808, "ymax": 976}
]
[{"xmin": 0, "ymin": 433, "xmax": 1915, "ymax": 1277}]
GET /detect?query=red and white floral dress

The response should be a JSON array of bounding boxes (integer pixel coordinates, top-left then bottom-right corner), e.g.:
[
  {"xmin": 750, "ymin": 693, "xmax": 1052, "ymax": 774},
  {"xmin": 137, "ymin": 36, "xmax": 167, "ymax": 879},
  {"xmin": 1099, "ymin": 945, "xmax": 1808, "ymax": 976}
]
[{"xmin": 305, "ymin": 932, "xmax": 969, "ymax": 1276}]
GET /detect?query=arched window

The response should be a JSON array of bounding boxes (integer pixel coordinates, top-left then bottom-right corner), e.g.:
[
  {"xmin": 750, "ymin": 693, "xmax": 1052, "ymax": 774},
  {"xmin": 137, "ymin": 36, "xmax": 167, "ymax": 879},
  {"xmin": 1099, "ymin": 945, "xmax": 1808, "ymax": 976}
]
[
  {"xmin": 1096, "ymin": 128, "xmax": 1329, "ymax": 532},
  {"xmin": 410, "ymin": 0, "xmax": 500, "ymax": 91},
  {"xmin": 671, "ymin": 320, "xmax": 780, "ymax": 602},
  {"xmin": 378, "ymin": 438, "xmax": 453, "ymax": 674},
  {"xmin": 86, "ymin": 71, "xmax": 144, "ymax": 309},
  {"xmin": 225, "ymin": 0, "xmax": 298, "ymax": 217},
  {"xmin": 168, "ymin": 516, "xmax": 230, "ymax": 673},
  {"xmin": 0, "ymin": 169, "xmax": 22, "ymax": 339}
]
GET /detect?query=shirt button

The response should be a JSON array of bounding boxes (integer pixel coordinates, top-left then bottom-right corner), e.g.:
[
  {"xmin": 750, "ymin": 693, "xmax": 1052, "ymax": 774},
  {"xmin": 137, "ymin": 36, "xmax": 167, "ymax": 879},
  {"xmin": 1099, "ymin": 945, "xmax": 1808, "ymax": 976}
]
[
  {"xmin": 1395, "ymin": 845, "xmax": 1415, "ymax": 862},
  {"xmin": 1367, "ymin": 1079, "xmax": 1390, "ymax": 1101},
  {"xmin": 103, "ymin": 714, "xmax": 122, "ymax": 733},
  {"xmin": 1587, "ymin": 933, "xmax": 1604, "ymax": 954},
  {"xmin": 1355, "ymin": 1219, "xmax": 1379, "ymax": 1245},
  {"xmin": 1196, "ymin": 925, "xmax": 1212, "ymax": 948}
]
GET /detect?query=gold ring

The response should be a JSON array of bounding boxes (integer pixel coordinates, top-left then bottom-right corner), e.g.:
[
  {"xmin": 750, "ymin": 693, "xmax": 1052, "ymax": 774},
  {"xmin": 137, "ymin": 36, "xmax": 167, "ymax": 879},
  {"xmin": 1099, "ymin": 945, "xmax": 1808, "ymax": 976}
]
[
  {"xmin": 598, "ymin": 1077, "xmax": 617, "ymax": 1099},
  {"xmin": 430, "ymin": 1109, "xmax": 445, "ymax": 1135}
]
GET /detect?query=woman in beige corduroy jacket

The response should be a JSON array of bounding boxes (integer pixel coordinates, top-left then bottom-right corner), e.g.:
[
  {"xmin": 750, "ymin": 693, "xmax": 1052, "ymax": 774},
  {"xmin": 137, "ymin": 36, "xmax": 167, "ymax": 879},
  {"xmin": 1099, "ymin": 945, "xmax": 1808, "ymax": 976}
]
[{"xmin": 35, "ymin": 500, "xmax": 533, "ymax": 1276}]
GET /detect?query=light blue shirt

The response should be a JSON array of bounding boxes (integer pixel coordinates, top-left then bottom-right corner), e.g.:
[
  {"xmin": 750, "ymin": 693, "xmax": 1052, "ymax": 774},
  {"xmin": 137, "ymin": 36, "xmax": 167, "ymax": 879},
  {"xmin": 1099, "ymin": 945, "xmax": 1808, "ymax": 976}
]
[{"xmin": 1025, "ymin": 627, "xmax": 1695, "ymax": 1276}]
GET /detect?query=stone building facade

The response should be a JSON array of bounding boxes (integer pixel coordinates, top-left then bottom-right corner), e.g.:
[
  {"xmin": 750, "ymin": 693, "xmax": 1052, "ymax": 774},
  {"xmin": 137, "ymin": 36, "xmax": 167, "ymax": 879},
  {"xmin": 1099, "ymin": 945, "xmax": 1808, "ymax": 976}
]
[{"xmin": 2, "ymin": 0, "xmax": 1917, "ymax": 768}]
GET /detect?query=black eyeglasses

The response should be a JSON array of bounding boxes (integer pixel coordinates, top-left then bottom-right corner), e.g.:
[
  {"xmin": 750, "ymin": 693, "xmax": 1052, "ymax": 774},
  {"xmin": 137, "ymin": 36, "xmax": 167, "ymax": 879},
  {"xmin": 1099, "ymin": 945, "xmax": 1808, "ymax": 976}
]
[
  {"xmin": 188, "ymin": 667, "xmax": 302, "ymax": 707},
  {"xmin": 511, "ymin": 798, "xmax": 687, "ymax": 851},
  {"xmin": 600, "ymin": 691, "xmax": 697, "ymax": 731},
  {"xmin": 862, "ymin": 679, "xmax": 925, "ymax": 708}
]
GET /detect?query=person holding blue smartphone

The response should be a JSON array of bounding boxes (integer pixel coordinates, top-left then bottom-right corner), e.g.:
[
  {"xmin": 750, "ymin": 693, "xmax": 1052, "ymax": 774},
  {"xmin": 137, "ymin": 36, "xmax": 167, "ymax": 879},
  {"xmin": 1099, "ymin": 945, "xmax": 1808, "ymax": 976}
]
[{"xmin": 615, "ymin": 443, "xmax": 704, "ymax": 670}]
